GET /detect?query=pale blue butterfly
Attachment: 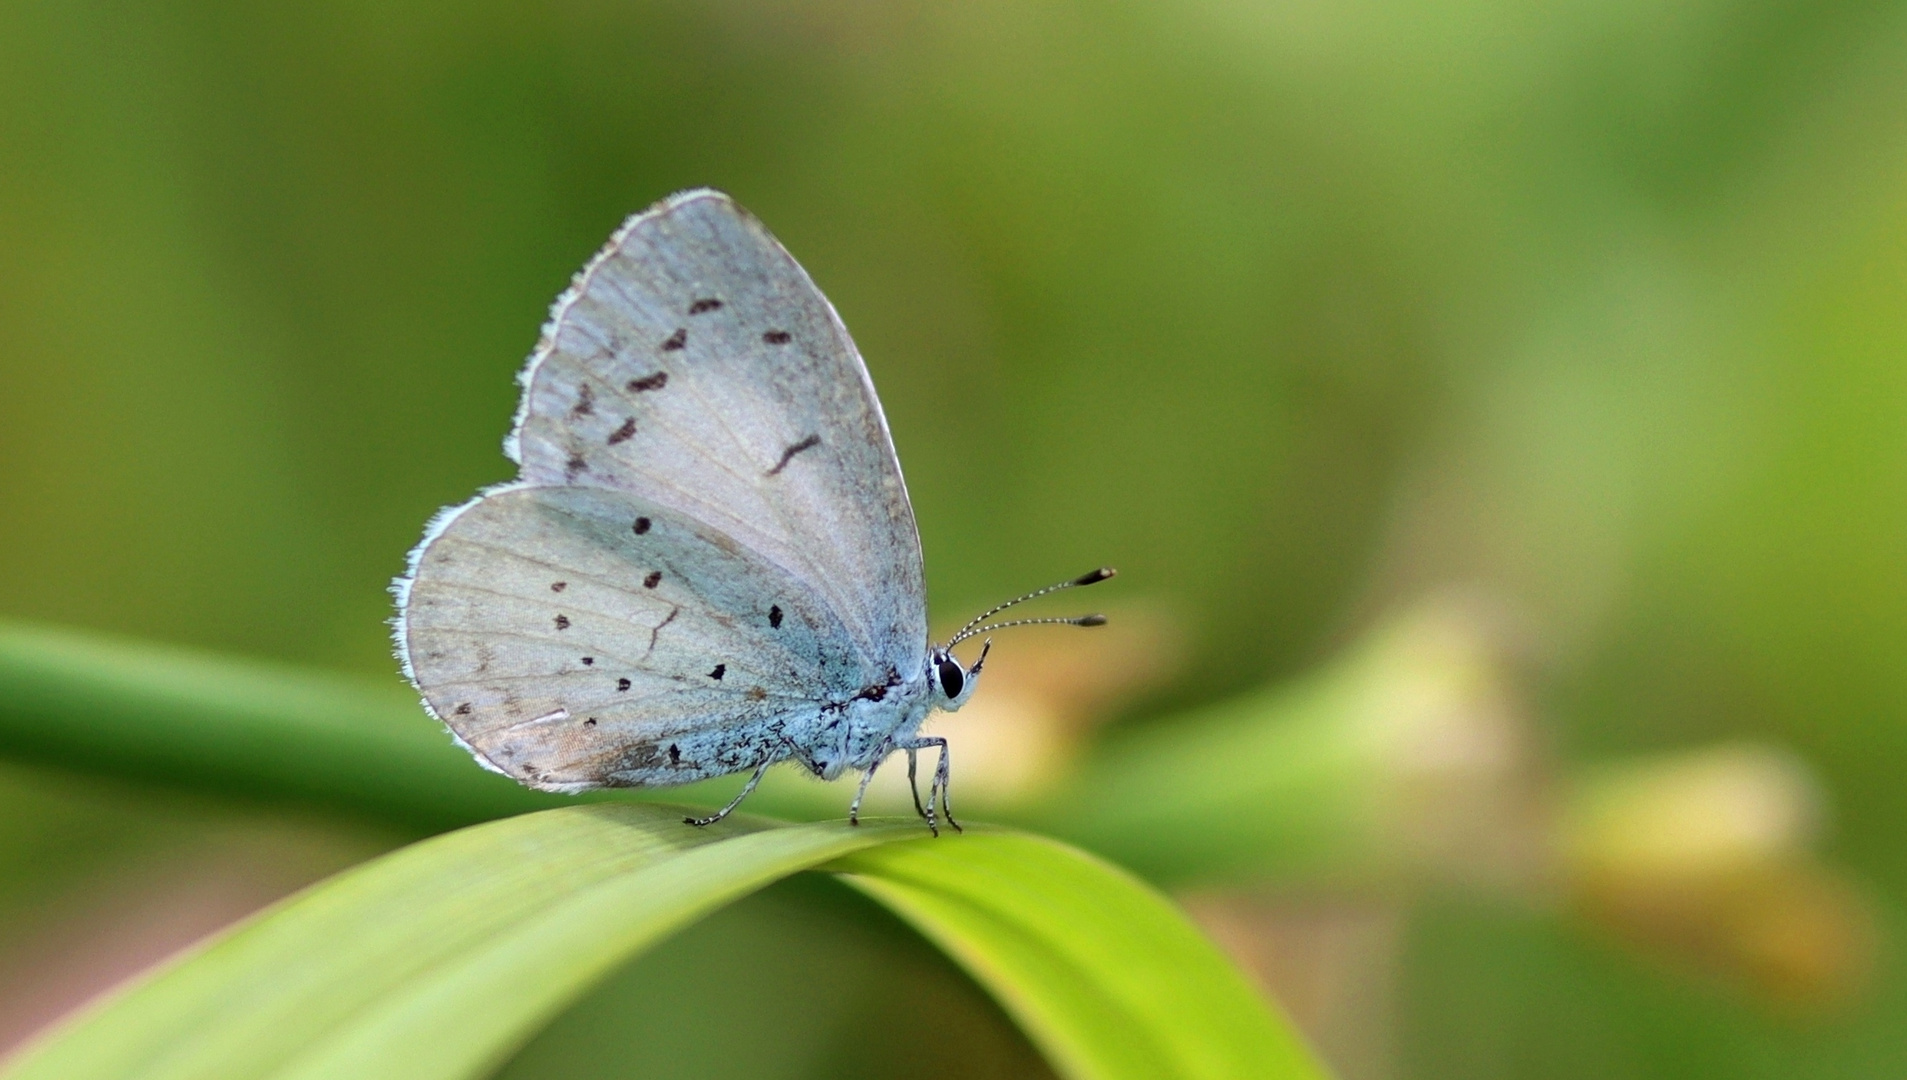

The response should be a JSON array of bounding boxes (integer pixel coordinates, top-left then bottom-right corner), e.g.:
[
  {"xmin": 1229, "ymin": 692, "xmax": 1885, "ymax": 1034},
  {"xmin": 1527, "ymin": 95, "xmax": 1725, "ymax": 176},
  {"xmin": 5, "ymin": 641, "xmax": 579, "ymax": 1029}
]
[{"xmin": 392, "ymin": 190, "xmax": 1111, "ymax": 832}]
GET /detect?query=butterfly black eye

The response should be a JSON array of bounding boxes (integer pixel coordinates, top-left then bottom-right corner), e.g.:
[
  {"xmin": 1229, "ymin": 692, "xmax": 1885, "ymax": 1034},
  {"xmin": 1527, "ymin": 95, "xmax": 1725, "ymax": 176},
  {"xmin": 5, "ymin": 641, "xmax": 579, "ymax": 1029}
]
[{"xmin": 937, "ymin": 657, "xmax": 965, "ymax": 699}]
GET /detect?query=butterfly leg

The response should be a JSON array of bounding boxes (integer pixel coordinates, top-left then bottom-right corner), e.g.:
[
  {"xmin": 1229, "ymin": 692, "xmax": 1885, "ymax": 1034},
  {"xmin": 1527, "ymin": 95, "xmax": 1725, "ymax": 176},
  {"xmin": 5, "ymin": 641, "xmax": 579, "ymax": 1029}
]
[
  {"xmin": 683, "ymin": 757, "xmax": 772, "ymax": 827},
  {"xmin": 931, "ymin": 737, "xmax": 962, "ymax": 834},
  {"xmin": 897, "ymin": 736, "xmax": 961, "ymax": 836},
  {"xmin": 905, "ymin": 748, "xmax": 928, "ymax": 820},
  {"xmin": 848, "ymin": 754, "xmax": 884, "ymax": 826}
]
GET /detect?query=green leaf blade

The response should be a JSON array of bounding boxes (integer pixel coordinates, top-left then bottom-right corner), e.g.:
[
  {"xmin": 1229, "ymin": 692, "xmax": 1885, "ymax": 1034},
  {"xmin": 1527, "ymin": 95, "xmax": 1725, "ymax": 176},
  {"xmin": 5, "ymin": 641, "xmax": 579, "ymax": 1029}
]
[
  {"xmin": 1, "ymin": 808, "xmax": 1323, "ymax": 1080},
  {"xmin": 2, "ymin": 806, "xmax": 910, "ymax": 1080},
  {"xmin": 833, "ymin": 832, "xmax": 1328, "ymax": 1080},
  {"xmin": 268, "ymin": 815, "xmax": 923, "ymax": 1080}
]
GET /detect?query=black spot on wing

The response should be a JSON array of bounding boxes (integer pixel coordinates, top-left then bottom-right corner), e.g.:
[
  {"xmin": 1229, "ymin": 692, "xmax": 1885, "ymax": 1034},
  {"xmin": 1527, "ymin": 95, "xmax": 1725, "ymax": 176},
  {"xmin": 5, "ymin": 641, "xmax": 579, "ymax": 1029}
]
[
  {"xmin": 688, "ymin": 298, "xmax": 723, "ymax": 315},
  {"xmin": 570, "ymin": 383, "xmax": 594, "ymax": 417},
  {"xmin": 565, "ymin": 454, "xmax": 587, "ymax": 479},
  {"xmin": 584, "ymin": 717, "xmax": 597, "ymax": 727},
  {"xmin": 455, "ymin": 702, "xmax": 471, "ymax": 715},
  {"xmin": 708, "ymin": 663, "xmax": 726, "ymax": 680},
  {"xmin": 633, "ymin": 516, "xmax": 651, "ymax": 535},
  {"xmin": 607, "ymin": 417, "xmax": 636, "ymax": 445},
  {"xmin": 660, "ymin": 328, "xmax": 686, "ymax": 351},
  {"xmin": 554, "ymin": 614, "xmax": 570, "ymax": 630},
  {"xmin": 628, "ymin": 371, "xmax": 669, "ymax": 391},
  {"xmin": 768, "ymin": 604, "xmax": 783, "ymax": 629},
  {"xmin": 581, "ymin": 656, "xmax": 594, "ymax": 666},
  {"xmin": 643, "ymin": 571, "xmax": 662, "ymax": 589},
  {"xmin": 762, "ymin": 330, "xmax": 791, "ymax": 344},
  {"xmin": 766, "ymin": 434, "xmax": 821, "ymax": 476},
  {"xmin": 616, "ymin": 677, "xmax": 631, "ymax": 691},
  {"xmin": 550, "ymin": 581, "xmax": 566, "ymax": 592},
  {"xmin": 668, "ymin": 743, "xmax": 681, "ymax": 765}
]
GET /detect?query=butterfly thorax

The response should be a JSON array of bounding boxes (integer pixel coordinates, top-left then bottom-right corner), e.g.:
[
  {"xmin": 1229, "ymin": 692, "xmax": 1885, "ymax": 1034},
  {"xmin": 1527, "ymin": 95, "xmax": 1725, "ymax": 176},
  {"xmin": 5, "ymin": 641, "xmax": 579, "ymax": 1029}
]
[
  {"xmin": 790, "ymin": 640, "xmax": 987, "ymax": 782},
  {"xmin": 794, "ymin": 653, "xmax": 943, "ymax": 781}
]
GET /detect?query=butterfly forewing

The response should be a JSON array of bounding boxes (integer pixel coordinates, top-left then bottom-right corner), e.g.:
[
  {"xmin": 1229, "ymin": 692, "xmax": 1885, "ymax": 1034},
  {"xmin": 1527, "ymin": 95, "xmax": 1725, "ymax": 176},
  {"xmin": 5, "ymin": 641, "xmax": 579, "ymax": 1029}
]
[
  {"xmin": 402, "ymin": 484, "xmax": 855, "ymax": 790},
  {"xmin": 508, "ymin": 190, "xmax": 927, "ymax": 675}
]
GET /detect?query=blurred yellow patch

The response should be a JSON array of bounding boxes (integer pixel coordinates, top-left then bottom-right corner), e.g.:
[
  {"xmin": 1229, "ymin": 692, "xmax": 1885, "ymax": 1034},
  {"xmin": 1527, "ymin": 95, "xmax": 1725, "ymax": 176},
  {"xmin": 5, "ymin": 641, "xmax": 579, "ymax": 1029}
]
[{"xmin": 1563, "ymin": 744, "xmax": 1877, "ymax": 1012}]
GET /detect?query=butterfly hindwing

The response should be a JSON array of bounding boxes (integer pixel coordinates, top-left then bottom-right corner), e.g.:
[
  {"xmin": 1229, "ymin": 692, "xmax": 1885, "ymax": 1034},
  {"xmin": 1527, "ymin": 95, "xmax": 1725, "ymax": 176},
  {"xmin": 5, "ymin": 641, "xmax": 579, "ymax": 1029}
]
[
  {"xmin": 508, "ymin": 190, "xmax": 927, "ymax": 678},
  {"xmin": 400, "ymin": 483, "xmax": 860, "ymax": 791}
]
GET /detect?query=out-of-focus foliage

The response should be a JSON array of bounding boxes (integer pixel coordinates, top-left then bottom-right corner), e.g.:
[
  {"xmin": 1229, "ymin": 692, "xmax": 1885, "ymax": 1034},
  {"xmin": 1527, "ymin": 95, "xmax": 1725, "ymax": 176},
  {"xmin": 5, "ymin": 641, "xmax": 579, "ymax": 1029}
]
[{"xmin": 5, "ymin": 0, "xmax": 1907, "ymax": 1077}]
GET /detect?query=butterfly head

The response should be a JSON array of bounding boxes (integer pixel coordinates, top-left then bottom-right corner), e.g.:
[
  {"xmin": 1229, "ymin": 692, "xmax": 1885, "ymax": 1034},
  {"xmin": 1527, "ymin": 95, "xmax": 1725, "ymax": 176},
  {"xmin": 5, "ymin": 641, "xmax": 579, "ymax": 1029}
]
[{"xmin": 931, "ymin": 642, "xmax": 986, "ymax": 712}]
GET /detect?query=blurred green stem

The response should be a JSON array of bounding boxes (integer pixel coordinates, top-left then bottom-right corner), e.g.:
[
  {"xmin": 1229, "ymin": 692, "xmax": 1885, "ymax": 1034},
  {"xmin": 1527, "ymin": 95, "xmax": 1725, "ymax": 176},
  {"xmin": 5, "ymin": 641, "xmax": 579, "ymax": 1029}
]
[{"xmin": 0, "ymin": 619, "xmax": 554, "ymax": 832}]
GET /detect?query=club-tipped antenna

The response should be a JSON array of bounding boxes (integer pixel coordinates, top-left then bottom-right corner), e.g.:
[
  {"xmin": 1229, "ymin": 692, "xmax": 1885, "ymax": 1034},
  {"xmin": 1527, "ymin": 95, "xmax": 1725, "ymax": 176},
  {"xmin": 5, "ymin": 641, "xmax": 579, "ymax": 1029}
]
[
  {"xmin": 948, "ymin": 614, "xmax": 1107, "ymax": 648},
  {"xmin": 944, "ymin": 568, "xmax": 1115, "ymax": 649}
]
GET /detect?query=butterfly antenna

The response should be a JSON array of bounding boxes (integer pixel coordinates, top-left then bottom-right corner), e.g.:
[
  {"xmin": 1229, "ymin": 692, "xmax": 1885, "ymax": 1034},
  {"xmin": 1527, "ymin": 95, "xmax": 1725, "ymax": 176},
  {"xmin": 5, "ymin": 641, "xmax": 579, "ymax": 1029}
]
[{"xmin": 944, "ymin": 568, "xmax": 1115, "ymax": 649}]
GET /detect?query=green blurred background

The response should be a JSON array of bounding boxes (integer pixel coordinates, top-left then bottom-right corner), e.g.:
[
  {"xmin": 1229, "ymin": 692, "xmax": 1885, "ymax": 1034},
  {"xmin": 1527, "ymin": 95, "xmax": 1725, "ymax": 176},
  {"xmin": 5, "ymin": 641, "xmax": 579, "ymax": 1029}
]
[{"xmin": 5, "ymin": 0, "xmax": 1907, "ymax": 1076}]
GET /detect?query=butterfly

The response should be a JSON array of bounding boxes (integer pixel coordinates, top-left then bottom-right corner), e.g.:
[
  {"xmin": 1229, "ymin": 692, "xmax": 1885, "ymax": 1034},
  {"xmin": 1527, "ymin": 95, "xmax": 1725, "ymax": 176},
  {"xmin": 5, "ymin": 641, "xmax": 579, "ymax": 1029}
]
[{"xmin": 392, "ymin": 190, "xmax": 1112, "ymax": 833}]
